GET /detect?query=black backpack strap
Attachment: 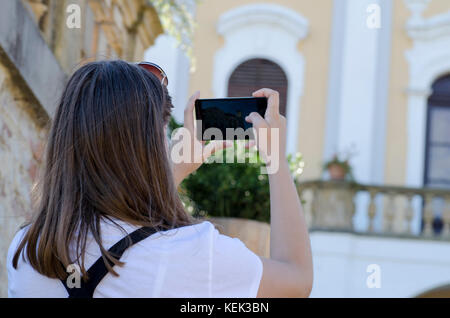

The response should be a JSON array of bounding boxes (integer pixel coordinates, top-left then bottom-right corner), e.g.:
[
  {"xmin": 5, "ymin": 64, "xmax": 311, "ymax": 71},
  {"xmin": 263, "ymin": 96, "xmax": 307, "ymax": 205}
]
[{"xmin": 61, "ymin": 226, "xmax": 157, "ymax": 298}]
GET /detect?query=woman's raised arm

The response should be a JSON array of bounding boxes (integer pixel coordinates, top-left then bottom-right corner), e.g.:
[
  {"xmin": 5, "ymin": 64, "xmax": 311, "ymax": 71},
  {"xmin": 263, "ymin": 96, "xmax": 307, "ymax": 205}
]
[{"xmin": 245, "ymin": 88, "xmax": 313, "ymax": 298}]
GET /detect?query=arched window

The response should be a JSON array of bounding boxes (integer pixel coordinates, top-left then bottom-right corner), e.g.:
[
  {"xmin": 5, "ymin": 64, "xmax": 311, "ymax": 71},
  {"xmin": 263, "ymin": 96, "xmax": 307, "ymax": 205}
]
[
  {"xmin": 424, "ymin": 75, "xmax": 450, "ymax": 188},
  {"xmin": 423, "ymin": 75, "xmax": 450, "ymax": 234},
  {"xmin": 227, "ymin": 58, "xmax": 288, "ymax": 116}
]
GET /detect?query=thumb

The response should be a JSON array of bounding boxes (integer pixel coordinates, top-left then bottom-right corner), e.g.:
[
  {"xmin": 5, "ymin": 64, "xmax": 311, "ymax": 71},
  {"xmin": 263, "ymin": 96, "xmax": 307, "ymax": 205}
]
[{"xmin": 245, "ymin": 112, "xmax": 268, "ymax": 130}]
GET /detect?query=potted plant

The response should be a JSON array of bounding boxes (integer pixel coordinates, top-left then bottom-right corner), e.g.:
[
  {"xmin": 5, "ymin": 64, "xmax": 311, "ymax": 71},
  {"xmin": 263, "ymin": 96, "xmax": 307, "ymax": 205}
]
[{"xmin": 323, "ymin": 153, "xmax": 354, "ymax": 181}]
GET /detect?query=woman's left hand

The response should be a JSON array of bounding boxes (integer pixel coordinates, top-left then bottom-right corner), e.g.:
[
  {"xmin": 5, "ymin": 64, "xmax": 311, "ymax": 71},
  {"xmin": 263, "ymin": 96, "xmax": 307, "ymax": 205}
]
[{"xmin": 170, "ymin": 91, "xmax": 232, "ymax": 187}]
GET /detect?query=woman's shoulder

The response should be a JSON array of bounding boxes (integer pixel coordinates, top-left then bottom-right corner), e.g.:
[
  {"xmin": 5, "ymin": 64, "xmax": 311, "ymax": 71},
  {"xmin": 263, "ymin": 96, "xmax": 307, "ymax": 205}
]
[
  {"xmin": 97, "ymin": 217, "xmax": 215, "ymax": 252},
  {"xmin": 210, "ymin": 223, "xmax": 262, "ymax": 266},
  {"xmin": 153, "ymin": 219, "xmax": 263, "ymax": 296}
]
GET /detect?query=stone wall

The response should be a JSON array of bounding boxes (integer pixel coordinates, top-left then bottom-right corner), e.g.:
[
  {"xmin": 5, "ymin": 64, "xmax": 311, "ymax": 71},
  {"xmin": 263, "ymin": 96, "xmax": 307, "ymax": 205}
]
[
  {"xmin": 0, "ymin": 61, "xmax": 47, "ymax": 298},
  {"xmin": 23, "ymin": 0, "xmax": 163, "ymax": 68},
  {"xmin": 0, "ymin": 0, "xmax": 163, "ymax": 297}
]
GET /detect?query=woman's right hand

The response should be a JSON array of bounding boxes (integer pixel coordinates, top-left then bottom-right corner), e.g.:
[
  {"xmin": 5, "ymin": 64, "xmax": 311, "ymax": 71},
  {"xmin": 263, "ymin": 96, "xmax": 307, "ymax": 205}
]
[{"xmin": 245, "ymin": 88, "xmax": 287, "ymax": 171}]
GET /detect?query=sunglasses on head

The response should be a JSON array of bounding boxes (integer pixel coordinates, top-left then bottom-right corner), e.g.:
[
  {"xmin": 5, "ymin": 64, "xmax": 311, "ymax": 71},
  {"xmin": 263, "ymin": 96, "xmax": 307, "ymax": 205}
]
[{"xmin": 136, "ymin": 61, "xmax": 168, "ymax": 86}]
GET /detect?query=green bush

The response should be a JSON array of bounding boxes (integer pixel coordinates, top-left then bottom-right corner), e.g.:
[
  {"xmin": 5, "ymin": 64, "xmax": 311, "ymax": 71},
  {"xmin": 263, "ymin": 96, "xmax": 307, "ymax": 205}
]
[
  {"xmin": 179, "ymin": 144, "xmax": 304, "ymax": 224},
  {"xmin": 169, "ymin": 117, "xmax": 304, "ymax": 223}
]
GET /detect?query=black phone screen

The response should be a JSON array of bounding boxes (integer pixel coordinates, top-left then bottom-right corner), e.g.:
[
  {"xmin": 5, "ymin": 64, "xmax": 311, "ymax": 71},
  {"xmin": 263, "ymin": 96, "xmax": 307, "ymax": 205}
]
[{"xmin": 194, "ymin": 97, "xmax": 267, "ymax": 140}]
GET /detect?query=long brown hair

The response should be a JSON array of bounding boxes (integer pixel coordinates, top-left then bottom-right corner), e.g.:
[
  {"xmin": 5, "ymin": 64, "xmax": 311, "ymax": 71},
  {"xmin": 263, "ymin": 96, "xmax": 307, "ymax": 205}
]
[{"xmin": 13, "ymin": 60, "xmax": 196, "ymax": 280}]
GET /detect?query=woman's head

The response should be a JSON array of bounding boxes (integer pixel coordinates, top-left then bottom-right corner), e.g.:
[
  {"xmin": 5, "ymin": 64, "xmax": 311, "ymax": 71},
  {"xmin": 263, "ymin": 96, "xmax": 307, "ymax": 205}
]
[{"xmin": 13, "ymin": 60, "xmax": 194, "ymax": 279}]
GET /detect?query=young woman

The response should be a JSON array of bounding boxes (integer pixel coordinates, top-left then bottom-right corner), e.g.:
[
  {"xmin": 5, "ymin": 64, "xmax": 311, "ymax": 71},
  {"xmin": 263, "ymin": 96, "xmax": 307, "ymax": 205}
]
[{"xmin": 7, "ymin": 60, "xmax": 313, "ymax": 298}]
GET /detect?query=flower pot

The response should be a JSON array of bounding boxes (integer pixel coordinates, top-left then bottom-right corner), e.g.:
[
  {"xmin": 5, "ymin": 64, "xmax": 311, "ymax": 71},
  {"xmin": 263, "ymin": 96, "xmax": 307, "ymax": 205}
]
[
  {"xmin": 207, "ymin": 217, "xmax": 270, "ymax": 257},
  {"xmin": 328, "ymin": 163, "xmax": 346, "ymax": 180}
]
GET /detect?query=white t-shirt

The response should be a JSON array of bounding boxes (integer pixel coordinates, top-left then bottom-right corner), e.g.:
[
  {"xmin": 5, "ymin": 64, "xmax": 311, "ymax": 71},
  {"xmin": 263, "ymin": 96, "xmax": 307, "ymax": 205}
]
[{"xmin": 7, "ymin": 218, "xmax": 263, "ymax": 298}]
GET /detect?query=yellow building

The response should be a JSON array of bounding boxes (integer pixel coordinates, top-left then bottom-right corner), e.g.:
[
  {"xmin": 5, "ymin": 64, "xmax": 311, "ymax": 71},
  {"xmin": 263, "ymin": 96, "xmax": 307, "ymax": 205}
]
[
  {"xmin": 145, "ymin": 0, "xmax": 450, "ymax": 296},
  {"xmin": 148, "ymin": 0, "xmax": 450, "ymax": 188}
]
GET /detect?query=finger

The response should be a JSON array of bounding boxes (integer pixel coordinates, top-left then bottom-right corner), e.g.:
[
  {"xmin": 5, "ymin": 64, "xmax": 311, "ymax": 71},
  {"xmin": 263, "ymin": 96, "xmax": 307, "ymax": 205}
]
[
  {"xmin": 202, "ymin": 140, "xmax": 233, "ymax": 161},
  {"xmin": 252, "ymin": 88, "xmax": 279, "ymax": 117},
  {"xmin": 245, "ymin": 112, "xmax": 268, "ymax": 130},
  {"xmin": 184, "ymin": 91, "xmax": 200, "ymax": 133}
]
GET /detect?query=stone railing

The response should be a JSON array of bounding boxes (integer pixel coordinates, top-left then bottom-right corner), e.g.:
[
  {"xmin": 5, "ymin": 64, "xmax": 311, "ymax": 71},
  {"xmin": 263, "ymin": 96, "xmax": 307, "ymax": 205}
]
[{"xmin": 297, "ymin": 180, "xmax": 450, "ymax": 240}]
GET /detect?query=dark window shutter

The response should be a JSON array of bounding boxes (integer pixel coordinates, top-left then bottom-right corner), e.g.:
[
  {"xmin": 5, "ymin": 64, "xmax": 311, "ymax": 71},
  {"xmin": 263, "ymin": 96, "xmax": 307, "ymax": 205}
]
[{"xmin": 227, "ymin": 58, "xmax": 288, "ymax": 116}]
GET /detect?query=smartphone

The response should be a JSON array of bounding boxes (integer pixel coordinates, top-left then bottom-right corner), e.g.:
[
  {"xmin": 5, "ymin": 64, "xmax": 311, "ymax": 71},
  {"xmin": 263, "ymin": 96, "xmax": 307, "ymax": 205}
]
[{"xmin": 195, "ymin": 97, "xmax": 267, "ymax": 140}]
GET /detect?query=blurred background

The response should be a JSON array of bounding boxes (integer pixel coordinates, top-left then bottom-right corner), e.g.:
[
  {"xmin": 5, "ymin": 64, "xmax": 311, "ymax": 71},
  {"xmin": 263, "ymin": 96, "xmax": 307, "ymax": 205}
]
[{"xmin": 1, "ymin": 0, "xmax": 450, "ymax": 298}]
